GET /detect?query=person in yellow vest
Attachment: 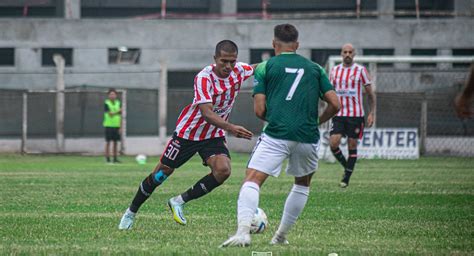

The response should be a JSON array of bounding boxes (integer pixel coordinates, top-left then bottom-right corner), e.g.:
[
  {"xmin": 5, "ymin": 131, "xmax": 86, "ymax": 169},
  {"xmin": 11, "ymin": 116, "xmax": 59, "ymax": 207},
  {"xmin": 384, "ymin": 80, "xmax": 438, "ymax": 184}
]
[{"xmin": 103, "ymin": 89, "xmax": 122, "ymax": 163}]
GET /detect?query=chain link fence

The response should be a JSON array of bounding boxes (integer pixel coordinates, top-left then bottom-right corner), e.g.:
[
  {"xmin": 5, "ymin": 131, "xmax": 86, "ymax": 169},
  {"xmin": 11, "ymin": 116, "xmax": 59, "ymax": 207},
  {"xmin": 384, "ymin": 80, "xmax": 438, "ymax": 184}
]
[{"xmin": 0, "ymin": 87, "xmax": 263, "ymax": 154}]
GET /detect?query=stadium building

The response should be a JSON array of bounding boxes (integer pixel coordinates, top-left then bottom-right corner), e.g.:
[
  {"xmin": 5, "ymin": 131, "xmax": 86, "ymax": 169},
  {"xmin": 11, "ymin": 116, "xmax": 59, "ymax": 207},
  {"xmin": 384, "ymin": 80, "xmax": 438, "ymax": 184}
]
[{"xmin": 0, "ymin": 0, "xmax": 473, "ymax": 156}]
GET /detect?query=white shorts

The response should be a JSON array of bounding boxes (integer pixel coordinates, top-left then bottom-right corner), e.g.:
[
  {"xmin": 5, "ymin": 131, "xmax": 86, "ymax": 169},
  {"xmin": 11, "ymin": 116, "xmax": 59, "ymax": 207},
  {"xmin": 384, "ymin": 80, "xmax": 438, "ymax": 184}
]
[{"xmin": 247, "ymin": 133, "xmax": 320, "ymax": 177}]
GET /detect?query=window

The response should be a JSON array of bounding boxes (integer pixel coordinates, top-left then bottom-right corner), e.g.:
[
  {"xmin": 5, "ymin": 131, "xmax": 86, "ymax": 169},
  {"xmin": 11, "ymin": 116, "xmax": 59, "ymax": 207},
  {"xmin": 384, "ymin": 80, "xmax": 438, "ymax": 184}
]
[
  {"xmin": 0, "ymin": 0, "xmax": 58, "ymax": 18},
  {"xmin": 250, "ymin": 49, "xmax": 275, "ymax": 64},
  {"xmin": 311, "ymin": 49, "xmax": 340, "ymax": 67},
  {"xmin": 362, "ymin": 48, "xmax": 395, "ymax": 67},
  {"xmin": 452, "ymin": 49, "xmax": 474, "ymax": 68},
  {"xmin": 395, "ymin": 0, "xmax": 454, "ymax": 18},
  {"xmin": 81, "ymin": 0, "xmax": 212, "ymax": 18},
  {"xmin": 108, "ymin": 48, "xmax": 140, "ymax": 65},
  {"xmin": 168, "ymin": 71, "xmax": 199, "ymax": 89},
  {"xmin": 238, "ymin": 0, "xmax": 377, "ymax": 18},
  {"xmin": 42, "ymin": 48, "xmax": 73, "ymax": 67},
  {"xmin": 411, "ymin": 49, "xmax": 437, "ymax": 68},
  {"xmin": 0, "ymin": 48, "xmax": 14, "ymax": 66}
]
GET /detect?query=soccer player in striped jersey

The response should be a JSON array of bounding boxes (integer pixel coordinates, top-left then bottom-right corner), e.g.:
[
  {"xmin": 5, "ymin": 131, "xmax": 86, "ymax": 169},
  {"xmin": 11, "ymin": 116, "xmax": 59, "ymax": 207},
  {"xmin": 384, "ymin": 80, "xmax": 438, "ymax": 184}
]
[
  {"xmin": 119, "ymin": 40, "xmax": 254, "ymax": 230},
  {"xmin": 221, "ymin": 24, "xmax": 340, "ymax": 247},
  {"xmin": 329, "ymin": 43, "xmax": 376, "ymax": 188}
]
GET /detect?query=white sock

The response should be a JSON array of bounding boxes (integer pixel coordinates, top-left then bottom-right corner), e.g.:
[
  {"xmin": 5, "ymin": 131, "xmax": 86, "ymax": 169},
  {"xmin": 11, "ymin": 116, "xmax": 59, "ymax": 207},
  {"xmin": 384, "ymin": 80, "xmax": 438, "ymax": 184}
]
[
  {"xmin": 236, "ymin": 181, "xmax": 260, "ymax": 235},
  {"xmin": 172, "ymin": 195, "xmax": 185, "ymax": 205},
  {"xmin": 276, "ymin": 184, "xmax": 310, "ymax": 237}
]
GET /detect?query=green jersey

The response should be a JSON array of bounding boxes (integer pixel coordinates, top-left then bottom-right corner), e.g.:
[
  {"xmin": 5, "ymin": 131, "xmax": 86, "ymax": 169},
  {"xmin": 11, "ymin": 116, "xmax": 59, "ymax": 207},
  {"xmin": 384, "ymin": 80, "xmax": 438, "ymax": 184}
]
[
  {"xmin": 103, "ymin": 99, "xmax": 121, "ymax": 128},
  {"xmin": 253, "ymin": 52, "xmax": 334, "ymax": 143}
]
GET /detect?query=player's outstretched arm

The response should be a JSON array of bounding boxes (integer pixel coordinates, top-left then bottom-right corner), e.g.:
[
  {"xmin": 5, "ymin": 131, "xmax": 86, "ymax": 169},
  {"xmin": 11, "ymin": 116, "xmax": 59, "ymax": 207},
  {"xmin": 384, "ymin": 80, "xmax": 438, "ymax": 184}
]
[
  {"xmin": 198, "ymin": 103, "xmax": 253, "ymax": 140},
  {"xmin": 319, "ymin": 90, "xmax": 340, "ymax": 125}
]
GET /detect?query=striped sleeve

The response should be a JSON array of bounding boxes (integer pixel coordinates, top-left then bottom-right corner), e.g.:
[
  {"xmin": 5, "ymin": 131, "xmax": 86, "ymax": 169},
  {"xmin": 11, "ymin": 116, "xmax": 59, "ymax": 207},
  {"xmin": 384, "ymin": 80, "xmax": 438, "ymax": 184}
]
[
  {"xmin": 240, "ymin": 62, "xmax": 254, "ymax": 81},
  {"xmin": 193, "ymin": 75, "xmax": 213, "ymax": 104},
  {"xmin": 360, "ymin": 66, "xmax": 372, "ymax": 86},
  {"xmin": 329, "ymin": 67, "xmax": 335, "ymax": 84}
]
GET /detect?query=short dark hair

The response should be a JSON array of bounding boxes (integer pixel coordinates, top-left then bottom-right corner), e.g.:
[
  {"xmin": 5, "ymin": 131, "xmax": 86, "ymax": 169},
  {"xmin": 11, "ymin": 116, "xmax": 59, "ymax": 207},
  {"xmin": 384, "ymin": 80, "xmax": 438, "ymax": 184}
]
[
  {"xmin": 215, "ymin": 40, "xmax": 238, "ymax": 56},
  {"xmin": 274, "ymin": 24, "xmax": 298, "ymax": 43},
  {"xmin": 108, "ymin": 88, "xmax": 117, "ymax": 94}
]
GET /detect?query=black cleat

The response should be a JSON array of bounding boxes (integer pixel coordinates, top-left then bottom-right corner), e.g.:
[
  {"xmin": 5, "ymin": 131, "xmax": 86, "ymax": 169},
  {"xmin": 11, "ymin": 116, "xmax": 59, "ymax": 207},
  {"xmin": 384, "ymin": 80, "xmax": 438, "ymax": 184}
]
[{"xmin": 340, "ymin": 171, "xmax": 352, "ymax": 188}]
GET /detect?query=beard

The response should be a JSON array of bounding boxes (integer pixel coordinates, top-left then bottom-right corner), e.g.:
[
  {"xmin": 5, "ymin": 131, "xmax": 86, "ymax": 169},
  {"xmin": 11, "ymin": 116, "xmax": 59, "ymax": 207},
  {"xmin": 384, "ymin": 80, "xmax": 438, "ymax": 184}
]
[{"xmin": 343, "ymin": 57, "xmax": 353, "ymax": 65}]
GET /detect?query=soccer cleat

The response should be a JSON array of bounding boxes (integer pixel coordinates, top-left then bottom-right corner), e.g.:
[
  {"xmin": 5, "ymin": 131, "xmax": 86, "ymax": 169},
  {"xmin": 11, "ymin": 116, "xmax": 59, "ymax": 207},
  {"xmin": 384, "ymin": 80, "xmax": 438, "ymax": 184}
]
[
  {"xmin": 340, "ymin": 171, "xmax": 351, "ymax": 188},
  {"xmin": 113, "ymin": 159, "xmax": 122, "ymax": 164},
  {"xmin": 168, "ymin": 198, "xmax": 187, "ymax": 225},
  {"xmin": 219, "ymin": 233, "xmax": 251, "ymax": 248},
  {"xmin": 118, "ymin": 209, "xmax": 135, "ymax": 230},
  {"xmin": 270, "ymin": 234, "xmax": 289, "ymax": 245}
]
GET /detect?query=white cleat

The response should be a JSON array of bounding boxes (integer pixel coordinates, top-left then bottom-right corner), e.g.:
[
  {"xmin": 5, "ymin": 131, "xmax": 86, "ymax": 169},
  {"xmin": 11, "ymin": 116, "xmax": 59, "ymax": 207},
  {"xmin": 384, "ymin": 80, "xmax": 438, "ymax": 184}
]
[
  {"xmin": 168, "ymin": 198, "xmax": 187, "ymax": 225},
  {"xmin": 118, "ymin": 209, "xmax": 136, "ymax": 230},
  {"xmin": 270, "ymin": 234, "xmax": 289, "ymax": 245},
  {"xmin": 219, "ymin": 233, "xmax": 251, "ymax": 248}
]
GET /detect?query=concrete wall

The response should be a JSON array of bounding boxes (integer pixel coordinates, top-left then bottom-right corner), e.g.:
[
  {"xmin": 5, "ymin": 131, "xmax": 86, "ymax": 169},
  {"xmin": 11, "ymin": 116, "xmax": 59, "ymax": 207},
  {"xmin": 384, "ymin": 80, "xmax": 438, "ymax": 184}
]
[
  {"xmin": 2, "ymin": 135, "xmax": 472, "ymax": 157},
  {"xmin": 0, "ymin": 18, "xmax": 473, "ymax": 90}
]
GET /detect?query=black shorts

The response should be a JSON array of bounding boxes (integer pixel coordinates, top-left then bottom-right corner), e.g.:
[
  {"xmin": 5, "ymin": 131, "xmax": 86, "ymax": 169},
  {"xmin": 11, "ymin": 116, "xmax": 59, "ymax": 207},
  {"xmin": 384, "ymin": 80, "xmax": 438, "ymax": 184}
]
[
  {"xmin": 160, "ymin": 133, "xmax": 230, "ymax": 169},
  {"xmin": 105, "ymin": 127, "xmax": 121, "ymax": 142},
  {"xmin": 330, "ymin": 116, "xmax": 365, "ymax": 139}
]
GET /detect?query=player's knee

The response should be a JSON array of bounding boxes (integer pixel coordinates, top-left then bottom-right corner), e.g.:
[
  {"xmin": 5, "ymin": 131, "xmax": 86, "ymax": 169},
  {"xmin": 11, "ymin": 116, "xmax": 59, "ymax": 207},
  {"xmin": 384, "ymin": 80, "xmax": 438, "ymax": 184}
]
[
  {"xmin": 151, "ymin": 165, "xmax": 174, "ymax": 184},
  {"xmin": 294, "ymin": 175, "xmax": 312, "ymax": 187},
  {"xmin": 329, "ymin": 140, "xmax": 339, "ymax": 150},
  {"xmin": 348, "ymin": 139, "xmax": 358, "ymax": 149},
  {"xmin": 152, "ymin": 170, "xmax": 168, "ymax": 184},
  {"xmin": 213, "ymin": 165, "xmax": 231, "ymax": 182}
]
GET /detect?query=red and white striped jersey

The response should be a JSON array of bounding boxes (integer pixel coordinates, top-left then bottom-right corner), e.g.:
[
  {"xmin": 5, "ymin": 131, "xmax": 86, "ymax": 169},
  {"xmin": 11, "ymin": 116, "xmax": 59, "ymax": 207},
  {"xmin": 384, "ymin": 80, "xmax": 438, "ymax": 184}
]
[
  {"xmin": 329, "ymin": 63, "xmax": 371, "ymax": 117},
  {"xmin": 175, "ymin": 62, "xmax": 254, "ymax": 141}
]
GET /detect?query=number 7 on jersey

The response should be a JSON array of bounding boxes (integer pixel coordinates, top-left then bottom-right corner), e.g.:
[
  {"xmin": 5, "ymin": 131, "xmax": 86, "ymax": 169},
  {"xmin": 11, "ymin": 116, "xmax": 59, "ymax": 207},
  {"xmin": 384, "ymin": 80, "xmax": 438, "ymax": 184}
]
[{"xmin": 285, "ymin": 68, "xmax": 304, "ymax": 100}]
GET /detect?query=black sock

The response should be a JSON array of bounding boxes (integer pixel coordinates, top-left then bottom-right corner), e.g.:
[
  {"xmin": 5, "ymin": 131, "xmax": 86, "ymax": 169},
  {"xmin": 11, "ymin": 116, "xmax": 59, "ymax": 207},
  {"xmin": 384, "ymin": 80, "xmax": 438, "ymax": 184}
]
[
  {"xmin": 106, "ymin": 157, "xmax": 110, "ymax": 162},
  {"xmin": 129, "ymin": 170, "xmax": 168, "ymax": 213},
  {"xmin": 346, "ymin": 149, "xmax": 358, "ymax": 174},
  {"xmin": 181, "ymin": 173, "xmax": 221, "ymax": 203},
  {"xmin": 331, "ymin": 147, "xmax": 347, "ymax": 168}
]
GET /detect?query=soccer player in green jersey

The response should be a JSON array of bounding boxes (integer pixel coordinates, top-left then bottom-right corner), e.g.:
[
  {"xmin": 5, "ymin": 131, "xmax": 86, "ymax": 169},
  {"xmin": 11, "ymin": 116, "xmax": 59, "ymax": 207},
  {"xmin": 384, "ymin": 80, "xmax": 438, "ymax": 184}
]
[{"xmin": 221, "ymin": 24, "xmax": 340, "ymax": 247}]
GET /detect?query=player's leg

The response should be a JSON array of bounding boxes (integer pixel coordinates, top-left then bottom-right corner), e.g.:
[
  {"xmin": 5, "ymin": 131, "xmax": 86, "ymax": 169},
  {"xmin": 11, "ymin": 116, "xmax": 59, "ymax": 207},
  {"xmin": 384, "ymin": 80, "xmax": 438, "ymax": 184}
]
[
  {"xmin": 105, "ymin": 142, "xmax": 110, "ymax": 163},
  {"xmin": 272, "ymin": 173, "xmax": 313, "ymax": 245},
  {"xmin": 340, "ymin": 117, "xmax": 364, "ymax": 188},
  {"xmin": 113, "ymin": 128, "xmax": 121, "ymax": 163},
  {"xmin": 168, "ymin": 137, "xmax": 230, "ymax": 225},
  {"xmin": 329, "ymin": 117, "xmax": 347, "ymax": 167},
  {"xmin": 119, "ymin": 134, "xmax": 196, "ymax": 229},
  {"xmin": 119, "ymin": 163, "xmax": 175, "ymax": 230},
  {"xmin": 271, "ymin": 141, "xmax": 318, "ymax": 244},
  {"xmin": 112, "ymin": 141, "xmax": 119, "ymax": 163},
  {"xmin": 221, "ymin": 134, "xmax": 287, "ymax": 247},
  {"xmin": 105, "ymin": 128, "xmax": 111, "ymax": 163},
  {"xmin": 220, "ymin": 168, "xmax": 269, "ymax": 247}
]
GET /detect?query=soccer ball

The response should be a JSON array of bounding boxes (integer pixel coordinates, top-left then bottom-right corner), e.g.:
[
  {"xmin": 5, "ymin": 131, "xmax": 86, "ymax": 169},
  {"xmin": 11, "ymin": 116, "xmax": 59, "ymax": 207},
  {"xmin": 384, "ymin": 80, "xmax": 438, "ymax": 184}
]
[
  {"xmin": 135, "ymin": 154, "xmax": 147, "ymax": 165},
  {"xmin": 250, "ymin": 207, "xmax": 268, "ymax": 234}
]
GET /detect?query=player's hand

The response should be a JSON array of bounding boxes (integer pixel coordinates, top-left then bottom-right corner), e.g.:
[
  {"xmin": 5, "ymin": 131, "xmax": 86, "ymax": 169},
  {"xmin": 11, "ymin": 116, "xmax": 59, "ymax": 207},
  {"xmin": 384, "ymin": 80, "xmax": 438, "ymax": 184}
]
[
  {"xmin": 367, "ymin": 113, "xmax": 375, "ymax": 127},
  {"xmin": 227, "ymin": 124, "xmax": 253, "ymax": 140}
]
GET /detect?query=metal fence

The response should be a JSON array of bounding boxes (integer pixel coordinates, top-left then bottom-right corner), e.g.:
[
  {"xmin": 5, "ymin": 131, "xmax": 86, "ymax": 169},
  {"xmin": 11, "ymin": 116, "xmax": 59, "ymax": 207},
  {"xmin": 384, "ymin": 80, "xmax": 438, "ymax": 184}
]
[
  {"xmin": 0, "ymin": 87, "xmax": 264, "ymax": 154},
  {"xmin": 1, "ymin": 59, "xmax": 473, "ymax": 156}
]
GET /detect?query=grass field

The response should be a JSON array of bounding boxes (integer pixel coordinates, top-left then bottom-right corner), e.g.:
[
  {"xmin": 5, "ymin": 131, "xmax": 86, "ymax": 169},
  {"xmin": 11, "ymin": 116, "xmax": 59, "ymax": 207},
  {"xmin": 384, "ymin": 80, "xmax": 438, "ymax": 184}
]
[{"xmin": 0, "ymin": 154, "xmax": 473, "ymax": 255}]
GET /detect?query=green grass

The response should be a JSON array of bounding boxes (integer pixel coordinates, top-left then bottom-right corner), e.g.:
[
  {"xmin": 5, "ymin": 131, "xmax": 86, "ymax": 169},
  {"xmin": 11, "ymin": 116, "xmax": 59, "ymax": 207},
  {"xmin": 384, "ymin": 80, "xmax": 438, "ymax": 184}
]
[{"xmin": 0, "ymin": 154, "xmax": 473, "ymax": 255}]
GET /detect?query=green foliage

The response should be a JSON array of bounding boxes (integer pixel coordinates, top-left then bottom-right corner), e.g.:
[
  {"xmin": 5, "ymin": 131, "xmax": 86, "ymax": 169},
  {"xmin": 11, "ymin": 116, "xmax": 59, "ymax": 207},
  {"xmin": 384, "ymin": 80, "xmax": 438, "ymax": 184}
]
[{"xmin": 0, "ymin": 154, "xmax": 472, "ymax": 255}]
